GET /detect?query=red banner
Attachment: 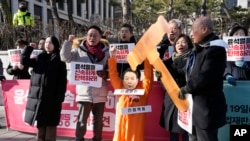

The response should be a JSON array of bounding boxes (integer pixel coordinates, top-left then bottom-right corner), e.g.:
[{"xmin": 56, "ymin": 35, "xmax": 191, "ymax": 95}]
[{"xmin": 1, "ymin": 80, "xmax": 170, "ymax": 140}]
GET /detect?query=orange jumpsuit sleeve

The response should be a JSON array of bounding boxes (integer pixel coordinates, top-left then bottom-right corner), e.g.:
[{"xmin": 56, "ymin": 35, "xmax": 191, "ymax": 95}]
[
  {"xmin": 108, "ymin": 57, "xmax": 123, "ymax": 89},
  {"xmin": 142, "ymin": 58, "xmax": 153, "ymax": 97}
]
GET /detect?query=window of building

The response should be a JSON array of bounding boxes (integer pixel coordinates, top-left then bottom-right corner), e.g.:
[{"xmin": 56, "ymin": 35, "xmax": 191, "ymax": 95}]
[
  {"xmin": 86, "ymin": 0, "xmax": 89, "ymax": 19},
  {"xmin": 103, "ymin": 0, "xmax": 106, "ymax": 18},
  {"xmin": 77, "ymin": 0, "xmax": 82, "ymax": 17},
  {"xmin": 109, "ymin": 4, "xmax": 111, "ymax": 18},
  {"xmin": 34, "ymin": 5, "xmax": 42, "ymax": 22},
  {"xmin": 47, "ymin": 9, "xmax": 53, "ymax": 24},
  {"xmin": 99, "ymin": 0, "xmax": 101, "ymax": 15},
  {"xmin": 91, "ymin": 0, "xmax": 95, "ymax": 14},
  {"xmin": 58, "ymin": 1, "xmax": 64, "ymax": 10}
]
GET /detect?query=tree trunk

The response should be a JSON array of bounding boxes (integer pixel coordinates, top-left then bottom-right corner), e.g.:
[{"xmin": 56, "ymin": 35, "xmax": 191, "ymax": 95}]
[
  {"xmin": 242, "ymin": 14, "xmax": 250, "ymax": 29},
  {"xmin": 49, "ymin": 0, "xmax": 61, "ymax": 37},
  {"xmin": 66, "ymin": 0, "xmax": 74, "ymax": 23},
  {"xmin": 165, "ymin": 0, "xmax": 173, "ymax": 20},
  {"xmin": 122, "ymin": 0, "xmax": 131, "ymax": 23},
  {"xmin": 0, "ymin": 0, "xmax": 12, "ymax": 24}
]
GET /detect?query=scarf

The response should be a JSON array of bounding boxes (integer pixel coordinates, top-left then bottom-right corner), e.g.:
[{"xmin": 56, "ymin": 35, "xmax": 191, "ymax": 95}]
[
  {"xmin": 171, "ymin": 49, "xmax": 192, "ymax": 70},
  {"xmin": 172, "ymin": 50, "xmax": 192, "ymax": 62},
  {"xmin": 85, "ymin": 41, "xmax": 105, "ymax": 61}
]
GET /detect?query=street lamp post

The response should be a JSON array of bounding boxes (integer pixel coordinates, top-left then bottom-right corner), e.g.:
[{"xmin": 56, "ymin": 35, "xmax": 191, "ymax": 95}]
[{"xmin": 201, "ymin": 0, "xmax": 207, "ymax": 16}]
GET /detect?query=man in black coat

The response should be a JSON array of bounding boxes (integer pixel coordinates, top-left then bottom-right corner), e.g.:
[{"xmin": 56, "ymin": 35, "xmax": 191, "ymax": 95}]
[{"xmin": 179, "ymin": 16, "xmax": 227, "ymax": 141}]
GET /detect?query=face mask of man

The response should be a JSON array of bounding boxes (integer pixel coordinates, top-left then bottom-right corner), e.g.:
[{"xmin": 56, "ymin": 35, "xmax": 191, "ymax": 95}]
[{"xmin": 19, "ymin": 7, "xmax": 27, "ymax": 12}]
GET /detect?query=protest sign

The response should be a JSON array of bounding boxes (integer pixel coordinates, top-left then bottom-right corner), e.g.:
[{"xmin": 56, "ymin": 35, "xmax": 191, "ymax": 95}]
[{"xmin": 69, "ymin": 62, "xmax": 103, "ymax": 87}]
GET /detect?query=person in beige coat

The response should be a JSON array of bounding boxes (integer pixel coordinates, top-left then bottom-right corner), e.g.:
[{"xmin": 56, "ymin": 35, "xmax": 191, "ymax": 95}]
[{"xmin": 60, "ymin": 25, "xmax": 109, "ymax": 141}]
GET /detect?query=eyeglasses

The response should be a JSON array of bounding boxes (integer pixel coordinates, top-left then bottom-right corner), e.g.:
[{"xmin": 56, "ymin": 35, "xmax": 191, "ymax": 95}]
[{"xmin": 87, "ymin": 34, "xmax": 100, "ymax": 38}]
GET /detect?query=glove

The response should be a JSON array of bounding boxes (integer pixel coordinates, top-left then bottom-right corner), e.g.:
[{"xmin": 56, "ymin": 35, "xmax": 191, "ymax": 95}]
[
  {"xmin": 155, "ymin": 71, "xmax": 162, "ymax": 80},
  {"xmin": 0, "ymin": 75, "xmax": 6, "ymax": 81},
  {"xmin": 96, "ymin": 70, "xmax": 108, "ymax": 79},
  {"xmin": 178, "ymin": 87, "xmax": 187, "ymax": 100},
  {"xmin": 235, "ymin": 60, "xmax": 248, "ymax": 70},
  {"xmin": 226, "ymin": 75, "xmax": 236, "ymax": 86}
]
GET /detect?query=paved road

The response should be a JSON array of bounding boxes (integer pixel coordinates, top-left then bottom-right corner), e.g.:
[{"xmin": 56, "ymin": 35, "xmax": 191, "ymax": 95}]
[{"xmin": 0, "ymin": 106, "xmax": 111, "ymax": 141}]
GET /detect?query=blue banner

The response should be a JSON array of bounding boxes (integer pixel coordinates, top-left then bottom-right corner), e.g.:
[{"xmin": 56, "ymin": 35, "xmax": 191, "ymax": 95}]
[{"xmin": 218, "ymin": 81, "xmax": 250, "ymax": 141}]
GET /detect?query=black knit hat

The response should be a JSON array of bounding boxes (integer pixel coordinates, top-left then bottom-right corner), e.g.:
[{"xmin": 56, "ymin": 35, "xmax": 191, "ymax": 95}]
[
  {"xmin": 19, "ymin": 1, "xmax": 26, "ymax": 8},
  {"xmin": 229, "ymin": 24, "xmax": 248, "ymax": 36}
]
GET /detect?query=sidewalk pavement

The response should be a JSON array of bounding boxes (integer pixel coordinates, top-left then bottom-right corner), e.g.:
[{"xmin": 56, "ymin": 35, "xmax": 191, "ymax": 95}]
[{"xmin": 0, "ymin": 106, "xmax": 111, "ymax": 141}]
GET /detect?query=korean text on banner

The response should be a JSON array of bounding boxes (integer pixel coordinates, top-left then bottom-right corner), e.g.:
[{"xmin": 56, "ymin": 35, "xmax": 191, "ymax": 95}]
[
  {"xmin": 223, "ymin": 36, "xmax": 250, "ymax": 61},
  {"xmin": 7, "ymin": 49, "xmax": 22, "ymax": 66},
  {"xmin": 69, "ymin": 62, "xmax": 103, "ymax": 87},
  {"xmin": 109, "ymin": 43, "xmax": 135, "ymax": 63}
]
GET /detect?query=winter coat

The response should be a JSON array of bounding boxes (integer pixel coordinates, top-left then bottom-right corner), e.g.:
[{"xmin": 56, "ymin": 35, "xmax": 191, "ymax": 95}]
[
  {"xmin": 184, "ymin": 33, "xmax": 227, "ymax": 129},
  {"xmin": 21, "ymin": 46, "xmax": 67, "ymax": 127},
  {"xmin": 6, "ymin": 63, "xmax": 30, "ymax": 79},
  {"xmin": 13, "ymin": 10, "xmax": 34, "ymax": 26},
  {"xmin": 60, "ymin": 38, "xmax": 109, "ymax": 103},
  {"xmin": 159, "ymin": 51, "xmax": 191, "ymax": 133},
  {"xmin": 157, "ymin": 33, "xmax": 171, "ymax": 61},
  {"xmin": 108, "ymin": 57, "xmax": 153, "ymax": 141},
  {"xmin": 224, "ymin": 61, "xmax": 250, "ymax": 80}
]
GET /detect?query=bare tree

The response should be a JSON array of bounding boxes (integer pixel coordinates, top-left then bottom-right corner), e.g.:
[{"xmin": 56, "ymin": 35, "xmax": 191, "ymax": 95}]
[
  {"xmin": 0, "ymin": 0, "xmax": 12, "ymax": 24},
  {"xmin": 48, "ymin": 0, "xmax": 61, "ymax": 37},
  {"xmin": 165, "ymin": 0, "xmax": 173, "ymax": 20},
  {"xmin": 122, "ymin": 0, "xmax": 132, "ymax": 23},
  {"xmin": 66, "ymin": 0, "xmax": 74, "ymax": 23}
]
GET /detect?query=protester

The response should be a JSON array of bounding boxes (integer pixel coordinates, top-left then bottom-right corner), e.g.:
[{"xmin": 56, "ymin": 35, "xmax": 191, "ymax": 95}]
[
  {"xmin": 224, "ymin": 24, "xmax": 250, "ymax": 86},
  {"xmin": 29, "ymin": 42, "xmax": 37, "ymax": 49},
  {"xmin": 6, "ymin": 39, "xmax": 30, "ymax": 79},
  {"xmin": 0, "ymin": 58, "xmax": 4, "ymax": 129},
  {"xmin": 108, "ymin": 45, "xmax": 153, "ymax": 141},
  {"xmin": 22, "ymin": 36, "xmax": 67, "ymax": 141},
  {"xmin": 60, "ymin": 25, "xmax": 109, "ymax": 141},
  {"xmin": 157, "ymin": 19, "xmax": 183, "ymax": 61},
  {"xmin": 156, "ymin": 19, "xmax": 187, "ymax": 141},
  {"xmin": 0, "ymin": 58, "xmax": 5, "ymax": 80},
  {"xmin": 13, "ymin": 1, "xmax": 34, "ymax": 26},
  {"xmin": 114, "ymin": 23, "xmax": 138, "ymax": 77},
  {"xmin": 158, "ymin": 34, "xmax": 192, "ymax": 141},
  {"xmin": 179, "ymin": 16, "xmax": 227, "ymax": 141},
  {"xmin": 38, "ymin": 38, "xmax": 46, "ymax": 50}
]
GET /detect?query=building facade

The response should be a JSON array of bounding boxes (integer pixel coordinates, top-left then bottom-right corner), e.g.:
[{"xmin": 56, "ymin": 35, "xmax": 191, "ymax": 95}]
[{"xmin": 1, "ymin": 0, "xmax": 116, "ymax": 30}]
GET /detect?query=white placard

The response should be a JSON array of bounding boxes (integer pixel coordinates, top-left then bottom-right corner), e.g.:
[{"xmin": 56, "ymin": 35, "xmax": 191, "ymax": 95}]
[
  {"xmin": 156, "ymin": 45, "xmax": 174, "ymax": 60},
  {"xmin": 113, "ymin": 89, "xmax": 145, "ymax": 95},
  {"xmin": 121, "ymin": 105, "xmax": 152, "ymax": 115},
  {"xmin": 109, "ymin": 43, "xmax": 135, "ymax": 63},
  {"xmin": 7, "ymin": 49, "xmax": 22, "ymax": 66},
  {"xmin": 30, "ymin": 49, "xmax": 43, "ymax": 58},
  {"xmin": 223, "ymin": 36, "xmax": 250, "ymax": 61},
  {"xmin": 177, "ymin": 93, "xmax": 193, "ymax": 134},
  {"xmin": 69, "ymin": 62, "xmax": 103, "ymax": 88}
]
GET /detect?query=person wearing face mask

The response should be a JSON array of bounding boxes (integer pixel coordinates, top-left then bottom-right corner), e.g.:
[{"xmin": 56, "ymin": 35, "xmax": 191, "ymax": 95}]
[
  {"xmin": 13, "ymin": 1, "xmax": 34, "ymax": 26},
  {"xmin": 108, "ymin": 45, "xmax": 153, "ymax": 141},
  {"xmin": 224, "ymin": 24, "xmax": 250, "ymax": 86}
]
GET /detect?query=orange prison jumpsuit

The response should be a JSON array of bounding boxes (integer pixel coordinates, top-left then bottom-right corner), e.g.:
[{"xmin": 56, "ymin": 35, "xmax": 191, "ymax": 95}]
[{"xmin": 108, "ymin": 57, "xmax": 153, "ymax": 141}]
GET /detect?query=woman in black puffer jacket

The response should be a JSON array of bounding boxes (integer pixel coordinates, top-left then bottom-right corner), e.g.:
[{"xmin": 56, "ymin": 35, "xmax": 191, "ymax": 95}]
[{"xmin": 21, "ymin": 36, "xmax": 67, "ymax": 141}]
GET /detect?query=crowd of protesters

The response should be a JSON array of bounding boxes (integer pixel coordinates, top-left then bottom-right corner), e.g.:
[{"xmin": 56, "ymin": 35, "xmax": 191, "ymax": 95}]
[{"xmin": 1, "ymin": 1, "xmax": 250, "ymax": 141}]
